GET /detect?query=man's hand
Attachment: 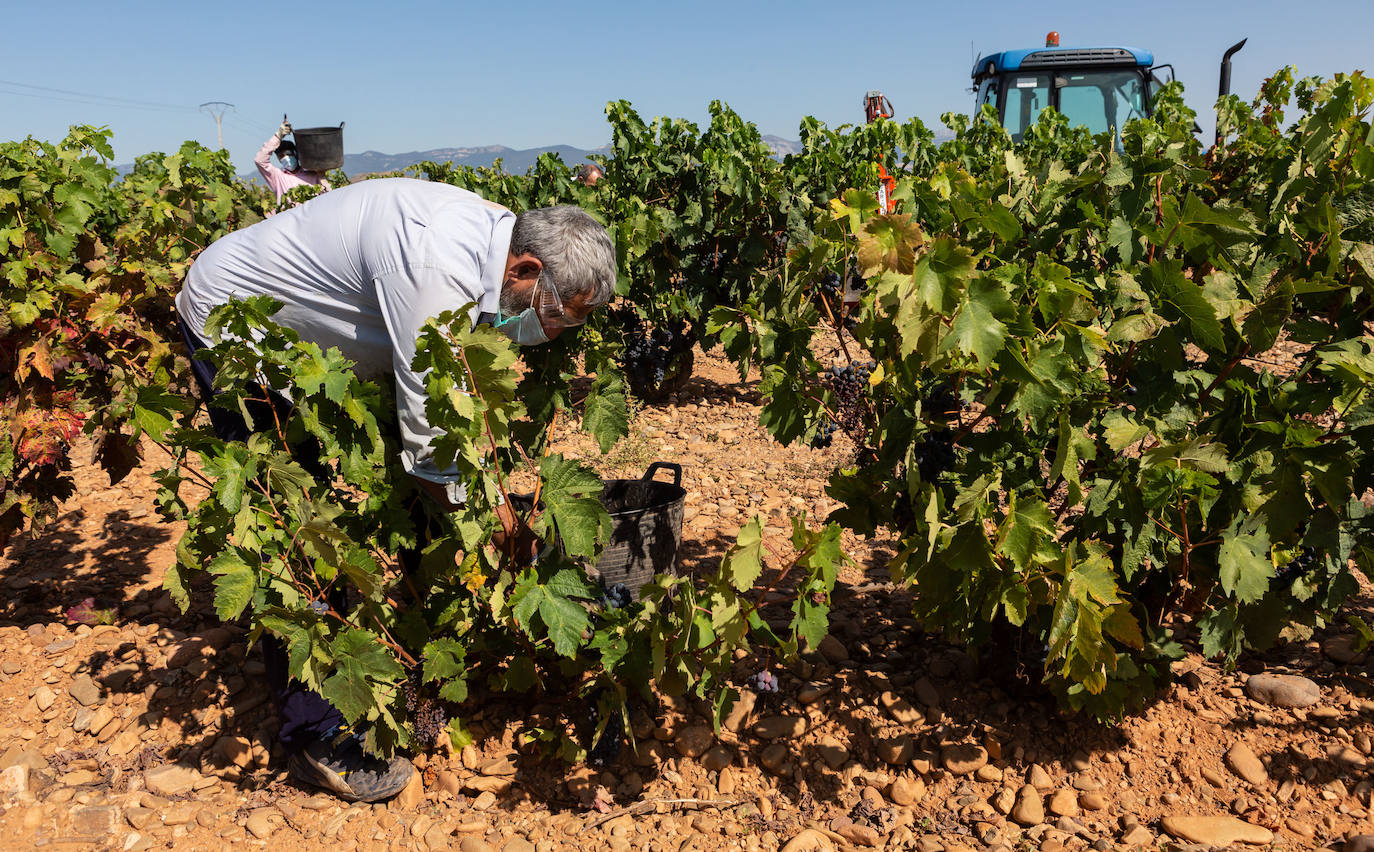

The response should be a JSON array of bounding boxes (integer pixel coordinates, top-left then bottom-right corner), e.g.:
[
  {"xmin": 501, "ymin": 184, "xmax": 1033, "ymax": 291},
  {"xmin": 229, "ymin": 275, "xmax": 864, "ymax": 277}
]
[
  {"xmin": 494, "ymin": 501, "xmax": 541, "ymax": 566},
  {"xmin": 415, "ymin": 478, "xmax": 542, "ymax": 566},
  {"xmin": 275, "ymin": 120, "xmax": 293, "ymax": 140}
]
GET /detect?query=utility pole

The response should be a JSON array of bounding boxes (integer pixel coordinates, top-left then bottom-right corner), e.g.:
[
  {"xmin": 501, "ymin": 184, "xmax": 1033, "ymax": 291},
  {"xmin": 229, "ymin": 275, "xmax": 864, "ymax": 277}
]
[{"xmin": 199, "ymin": 102, "xmax": 234, "ymax": 150}]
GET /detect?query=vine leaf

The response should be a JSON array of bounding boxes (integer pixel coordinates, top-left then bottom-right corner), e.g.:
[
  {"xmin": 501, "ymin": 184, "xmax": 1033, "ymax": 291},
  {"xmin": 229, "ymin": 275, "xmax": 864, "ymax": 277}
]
[
  {"xmin": 582, "ymin": 372, "xmax": 629, "ymax": 453},
  {"xmin": 996, "ymin": 497, "xmax": 1054, "ymax": 569},
  {"xmin": 510, "ymin": 564, "xmax": 597, "ymax": 658},
  {"xmin": 537, "ymin": 454, "xmax": 610, "ymax": 560},
  {"xmin": 322, "ymin": 630, "xmax": 405, "ymax": 722},
  {"xmin": 208, "ymin": 549, "xmax": 256, "ymax": 621},
  {"xmin": 1218, "ymin": 520, "xmax": 1273, "ymax": 604},
  {"xmin": 722, "ymin": 517, "xmax": 765, "ymax": 592},
  {"xmin": 947, "ymin": 277, "xmax": 1009, "ymax": 366}
]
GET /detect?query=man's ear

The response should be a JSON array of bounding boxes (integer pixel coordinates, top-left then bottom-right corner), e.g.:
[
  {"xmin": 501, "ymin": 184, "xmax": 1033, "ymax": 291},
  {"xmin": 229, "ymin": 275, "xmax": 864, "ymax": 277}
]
[{"xmin": 505, "ymin": 252, "xmax": 543, "ymax": 284}]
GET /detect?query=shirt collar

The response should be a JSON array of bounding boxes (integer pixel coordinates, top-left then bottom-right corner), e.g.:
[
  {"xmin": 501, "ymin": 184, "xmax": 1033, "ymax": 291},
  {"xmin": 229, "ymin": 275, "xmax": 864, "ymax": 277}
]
[{"xmin": 480, "ymin": 214, "xmax": 514, "ymax": 315}]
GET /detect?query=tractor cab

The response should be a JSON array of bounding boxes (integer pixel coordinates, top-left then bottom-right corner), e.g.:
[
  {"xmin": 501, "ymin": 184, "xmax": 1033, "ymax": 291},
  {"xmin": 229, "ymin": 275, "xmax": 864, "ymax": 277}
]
[{"xmin": 972, "ymin": 32, "xmax": 1168, "ymax": 141}]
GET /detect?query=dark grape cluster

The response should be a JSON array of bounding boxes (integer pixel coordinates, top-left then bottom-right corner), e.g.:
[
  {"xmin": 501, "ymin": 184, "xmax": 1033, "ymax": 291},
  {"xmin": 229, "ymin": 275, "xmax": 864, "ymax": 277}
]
[
  {"xmin": 403, "ymin": 670, "xmax": 448, "ymax": 749},
  {"xmin": 599, "ymin": 582, "xmax": 633, "ymax": 610},
  {"xmin": 846, "ymin": 268, "xmax": 867, "ymax": 296},
  {"xmin": 749, "ymin": 670, "xmax": 779, "ymax": 693},
  {"xmin": 816, "ymin": 271, "xmax": 841, "ymax": 300},
  {"xmin": 810, "ymin": 418, "xmax": 838, "ymax": 449},
  {"xmin": 816, "ymin": 269, "xmax": 865, "ymax": 332},
  {"xmin": 588, "ymin": 720, "xmax": 622, "ymax": 766},
  {"xmin": 307, "ymin": 599, "xmax": 330, "ymax": 615},
  {"xmin": 611, "ymin": 308, "xmax": 691, "ymax": 391},
  {"xmin": 813, "ymin": 361, "xmax": 877, "ymax": 448},
  {"xmin": 924, "ymin": 383, "xmax": 961, "ymax": 420},
  {"xmin": 1276, "ymin": 546, "xmax": 1319, "ymax": 588},
  {"xmin": 832, "ymin": 362, "xmax": 874, "ymax": 425},
  {"xmin": 840, "ymin": 269, "xmax": 867, "ymax": 332},
  {"xmin": 413, "ymin": 701, "xmax": 448, "ymax": 749},
  {"xmin": 584, "ymin": 690, "xmax": 624, "ymax": 767},
  {"xmin": 699, "ymin": 247, "xmax": 726, "ymax": 276},
  {"xmin": 912, "ymin": 430, "xmax": 957, "ymax": 481}
]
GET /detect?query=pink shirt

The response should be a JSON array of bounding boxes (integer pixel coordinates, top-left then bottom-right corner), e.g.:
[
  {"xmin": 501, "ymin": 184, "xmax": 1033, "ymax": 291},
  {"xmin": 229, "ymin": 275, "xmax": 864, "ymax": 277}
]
[{"xmin": 255, "ymin": 135, "xmax": 330, "ymax": 211}]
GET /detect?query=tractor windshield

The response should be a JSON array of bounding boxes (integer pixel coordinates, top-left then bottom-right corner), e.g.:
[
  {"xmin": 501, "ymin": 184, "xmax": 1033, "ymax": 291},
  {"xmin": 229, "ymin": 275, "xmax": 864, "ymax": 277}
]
[
  {"xmin": 1055, "ymin": 70, "xmax": 1149, "ymax": 136},
  {"xmin": 985, "ymin": 67, "xmax": 1150, "ymax": 141},
  {"xmin": 1002, "ymin": 74, "xmax": 1053, "ymax": 141}
]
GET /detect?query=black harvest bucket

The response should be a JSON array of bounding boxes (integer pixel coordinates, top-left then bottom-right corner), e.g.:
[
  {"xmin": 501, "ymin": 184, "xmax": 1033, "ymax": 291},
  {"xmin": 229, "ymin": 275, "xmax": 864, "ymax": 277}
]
[
  {"xmin": 591, "ymin": 462, "xmax": 686, "ymax": 600},
  {"xmin": 293, "ymin": 123, "xmax": 345, "ymax": 171}
]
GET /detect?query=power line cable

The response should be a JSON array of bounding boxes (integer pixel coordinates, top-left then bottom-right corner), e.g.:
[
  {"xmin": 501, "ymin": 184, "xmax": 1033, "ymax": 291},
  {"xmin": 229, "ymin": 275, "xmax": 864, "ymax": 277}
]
[
  {"xmin": 0, "ymin": 78, "xmax": 197, "ymax": 112},
  {"xmin": 224, "ymin": 114, "xmax": 276, "ymax": 137},
  {"xmin": 0, "ymin": 85, "xmax": 194, "ymax": 115}
]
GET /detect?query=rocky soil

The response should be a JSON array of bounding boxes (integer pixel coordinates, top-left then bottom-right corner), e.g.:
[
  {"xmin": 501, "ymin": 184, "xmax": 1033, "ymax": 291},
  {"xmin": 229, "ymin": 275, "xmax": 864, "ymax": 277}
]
[{"xmin": 2, "ymin": 347, "xmax": 1374, "ymax": 851}]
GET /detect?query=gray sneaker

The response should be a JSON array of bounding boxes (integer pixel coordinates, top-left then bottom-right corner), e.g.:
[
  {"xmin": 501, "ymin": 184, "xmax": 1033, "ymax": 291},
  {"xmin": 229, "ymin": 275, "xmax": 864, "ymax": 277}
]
[{"xmin": 287, "ymin": 728, "xmax": 414, "ymax": 802}]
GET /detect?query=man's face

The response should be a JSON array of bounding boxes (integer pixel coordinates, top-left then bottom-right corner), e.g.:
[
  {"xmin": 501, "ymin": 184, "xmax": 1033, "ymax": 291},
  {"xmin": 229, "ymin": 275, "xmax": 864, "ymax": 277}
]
[{"xmin": 500, "ymin": 254, "xmax": 597, "ymax": 340}]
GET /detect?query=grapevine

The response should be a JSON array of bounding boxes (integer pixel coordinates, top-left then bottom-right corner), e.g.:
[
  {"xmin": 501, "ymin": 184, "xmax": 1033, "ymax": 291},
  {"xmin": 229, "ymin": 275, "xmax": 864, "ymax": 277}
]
[{"xmin": 2, "ymin": 65, "xmax": 1370, "ymax": 738}]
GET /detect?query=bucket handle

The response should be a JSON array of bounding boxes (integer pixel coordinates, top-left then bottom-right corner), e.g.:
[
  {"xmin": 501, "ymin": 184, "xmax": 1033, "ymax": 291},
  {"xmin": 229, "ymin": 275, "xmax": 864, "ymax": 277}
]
[{"xmin": 642, "ymin": 462, "xmax": 682, "ymax": 488}]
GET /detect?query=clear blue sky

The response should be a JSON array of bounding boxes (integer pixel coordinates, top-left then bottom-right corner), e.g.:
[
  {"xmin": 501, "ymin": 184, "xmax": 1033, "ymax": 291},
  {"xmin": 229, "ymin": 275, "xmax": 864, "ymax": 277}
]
[{"xmin": 3, "ymin": 0, "xmax": 1369, "ymax": 171}]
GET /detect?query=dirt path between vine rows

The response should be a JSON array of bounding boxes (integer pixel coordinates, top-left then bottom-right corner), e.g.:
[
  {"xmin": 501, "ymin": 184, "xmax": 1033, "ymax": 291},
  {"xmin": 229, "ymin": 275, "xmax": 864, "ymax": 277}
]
[{"xmin": 2, "ymin": 346, "xmax": 1374, "ymax": 852}]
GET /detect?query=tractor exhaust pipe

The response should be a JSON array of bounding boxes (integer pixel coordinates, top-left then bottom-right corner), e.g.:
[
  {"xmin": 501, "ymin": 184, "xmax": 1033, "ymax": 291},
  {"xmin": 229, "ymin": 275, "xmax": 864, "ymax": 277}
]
[
  {"xmin": 1218, "ymin": 38, "xmax": 1247, "ymax": 100},
  {"xmin": 1216, "ymin": 38, "xmax": 1247, "ymax": 145}
]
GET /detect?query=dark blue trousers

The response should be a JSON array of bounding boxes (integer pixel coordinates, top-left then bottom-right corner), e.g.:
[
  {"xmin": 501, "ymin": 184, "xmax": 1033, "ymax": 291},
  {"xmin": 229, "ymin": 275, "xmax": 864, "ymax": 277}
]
[{"xmin": 177, "ymin": 317, "xmax": 345, "ymax": 751}]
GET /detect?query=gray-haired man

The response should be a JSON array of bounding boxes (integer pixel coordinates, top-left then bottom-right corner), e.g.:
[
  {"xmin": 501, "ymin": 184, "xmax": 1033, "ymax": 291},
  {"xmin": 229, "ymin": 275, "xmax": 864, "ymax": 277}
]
[{"xmin": 175, "ymin": 177, "xmax": 616, "ymax": 802}]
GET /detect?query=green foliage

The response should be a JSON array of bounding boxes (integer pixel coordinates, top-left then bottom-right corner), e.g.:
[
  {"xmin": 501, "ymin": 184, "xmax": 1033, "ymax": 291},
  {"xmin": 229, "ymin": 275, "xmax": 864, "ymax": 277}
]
[
  {"xmin": 157, "ymin": 298, "xmax": 843, "ymax": 753},
  {"xmin": 732, "ymin": 71, "xmax": 1374, "ymax": 716},
  {"xmin": 0, "ymin": 128, "xmax": 255, "ymax": 546},
  {"xmin": 9, "ymin": 67, "xmax": 1373, "ymax": 737}
]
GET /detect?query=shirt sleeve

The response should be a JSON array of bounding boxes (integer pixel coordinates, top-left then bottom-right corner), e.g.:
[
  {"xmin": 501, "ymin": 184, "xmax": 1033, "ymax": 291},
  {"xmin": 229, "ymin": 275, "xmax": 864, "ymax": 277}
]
[
  {"xmin": 371, "ymin": 265, "xmax": 484, "ymax": 503},
  {"xmin": 255, "ymin": 135, "xmax": 287, "ymax": 201}
]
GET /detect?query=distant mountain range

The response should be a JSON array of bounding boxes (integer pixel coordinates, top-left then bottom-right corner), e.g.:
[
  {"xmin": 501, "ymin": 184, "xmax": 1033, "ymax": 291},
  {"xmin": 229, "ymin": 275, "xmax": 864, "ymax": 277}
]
[
  {"xmin": 337, "ymin": 134, "xmax": 806, "ymax": 177},
  {"xmin": 333, "ymin": 143, "xmax": 604, "ymax": 177},
  {"xmin": 225, "ymin": 134, "xmax": 806, "ymax": 182},
  {"xmin": 115, "ymin": 132, "xmax": 920, "ymax": 181}
]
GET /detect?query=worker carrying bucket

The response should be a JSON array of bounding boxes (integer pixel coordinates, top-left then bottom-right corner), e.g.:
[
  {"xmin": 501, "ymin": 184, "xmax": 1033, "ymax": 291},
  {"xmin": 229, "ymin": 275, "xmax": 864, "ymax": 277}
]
[{"xmin": 255, "ymin": 115, "xmax": 333, "ymax": 213}]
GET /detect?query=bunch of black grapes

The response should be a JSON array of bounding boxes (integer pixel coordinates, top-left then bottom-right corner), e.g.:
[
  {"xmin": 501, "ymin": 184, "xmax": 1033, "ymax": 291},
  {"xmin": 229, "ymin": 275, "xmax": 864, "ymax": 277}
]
[
  {"xmin": 843, "ymin": 269, "xmax": 867, "ymax": 331},
  {"xmin": 749, "ymin": 670, "xmax": 779, "ymax": 693},
  {"xmin": 1276, "ymin": 546, "xmax": 1320, "ymax": 588},
  {"xmin": 612, "ymin": 308, "xmax": 690, "ymax": 389},
  {"xmin": 912, "ymin": 430, "xmax": 957, "ymax": 481},
  {"xmin": 403, "ymin": 668, "xmax": 448, "ymax": 750},
  {"xmin": 811, "ymin": 361, "xmax": 875, "ymax": 449},
  {"xmin": 817, "ymin": 271, "xmax": 842, "ymax": 303},
  {"xmin": 584, "ymin": 690, "xmax": 624, "ymax": 767},
  {"xmin": 924, "ymin": 383, "xmax": 961, "ymax": 421},
  {"xmin": 598, "ymin": 582, "xmax": 633, "ymax": 611},
  {"xmin": 814, "ymin": 269, "xmax": 867, "ymax": 332},
  {"xmin": 699, "ymin": 247, "xmax": 726, "ymax": 276}
]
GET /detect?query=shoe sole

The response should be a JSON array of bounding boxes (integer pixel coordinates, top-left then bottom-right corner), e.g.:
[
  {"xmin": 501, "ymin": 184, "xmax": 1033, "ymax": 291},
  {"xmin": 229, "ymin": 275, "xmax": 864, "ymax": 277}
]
[
  {"xmin": 287, "ymin": 751, "xmax": 414, "ymax": 803},
  {"xmin": 288, "ymin": 751, "xmax": 362, "ymax": 801}
]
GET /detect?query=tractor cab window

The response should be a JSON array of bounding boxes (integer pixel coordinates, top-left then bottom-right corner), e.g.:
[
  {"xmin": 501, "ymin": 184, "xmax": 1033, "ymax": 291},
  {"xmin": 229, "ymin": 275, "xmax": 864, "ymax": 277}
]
[
  {"xmin": 1002, "ymin": 74, "xmax": 1051, "ymax": 141},
  {"xmin": 977, "ymin": 77, "xmax": 1000, "ymax": 111},
  {"xmin": 1056, "ymin": 70, "xmax": 1148, "ymax": 137}
]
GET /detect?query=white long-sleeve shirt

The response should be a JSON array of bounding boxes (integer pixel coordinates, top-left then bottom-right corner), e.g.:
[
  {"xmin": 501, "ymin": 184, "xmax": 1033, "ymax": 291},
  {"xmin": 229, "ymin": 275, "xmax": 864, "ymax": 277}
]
[{"xmin": 176, "ymin": 177, "xmax": 514, "ymax": 495}]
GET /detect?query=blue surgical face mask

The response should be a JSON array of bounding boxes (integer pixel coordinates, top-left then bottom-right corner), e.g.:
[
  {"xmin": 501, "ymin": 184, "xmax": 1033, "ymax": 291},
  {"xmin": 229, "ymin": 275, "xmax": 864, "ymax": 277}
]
[
  {"xmin": 280, "ymin": 154, "xmax": 299, "ymax": 172},
  {"xmin": 494, "ymin": 307, "xmax": 549, "ymax": 346}
]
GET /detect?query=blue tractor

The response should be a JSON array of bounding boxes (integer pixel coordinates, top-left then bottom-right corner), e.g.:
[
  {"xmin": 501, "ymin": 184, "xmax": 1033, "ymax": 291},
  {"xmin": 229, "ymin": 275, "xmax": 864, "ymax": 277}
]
[{"xmin": 971, "ymin": 31, "xmax": 1247, "ymax": 142}]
